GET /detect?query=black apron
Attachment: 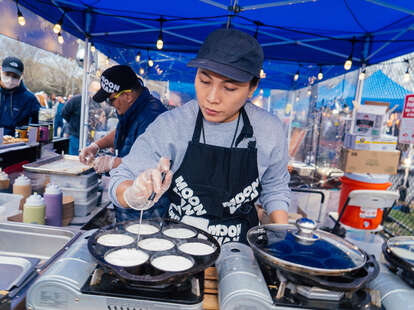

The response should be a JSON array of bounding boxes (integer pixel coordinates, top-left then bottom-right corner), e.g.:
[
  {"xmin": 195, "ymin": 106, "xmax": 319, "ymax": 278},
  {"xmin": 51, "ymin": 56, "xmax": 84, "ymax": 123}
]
[{"xmin": 167, "ymin": 107, "xmax": 261, "ymax": 245}]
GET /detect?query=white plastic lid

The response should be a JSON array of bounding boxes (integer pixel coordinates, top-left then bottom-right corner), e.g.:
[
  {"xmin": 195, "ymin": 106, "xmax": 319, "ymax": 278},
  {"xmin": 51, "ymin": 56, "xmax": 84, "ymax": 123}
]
[
  {"xmin": 45, "ymin": 183, "xmax": 61, "ymax": 195},
  {"xmin": 14, "ymin": 175, "xmax": 31, "ymax": 186},
  {"xmin": 25, "ymin": 193, "xmax": 44, "ymax": 206},
  {"xmin": 0, "ymin": 169, "xmax": 9, "ymax": 181},
  {"xmin": 344, "ymin": 173, "xmax": 390, "ymax": 184}
]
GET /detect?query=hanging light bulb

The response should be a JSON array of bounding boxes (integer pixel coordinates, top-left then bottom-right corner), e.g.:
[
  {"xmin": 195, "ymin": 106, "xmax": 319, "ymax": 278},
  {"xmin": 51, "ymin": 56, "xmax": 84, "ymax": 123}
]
[
  {"xmin": 139, "ymin": 67, "xmax": 144, "ymax": 75},
  {"xmin": 90, "ymin": 43, "xmax": 96, "ymax": 53},
  {"xmin": 344, "ymin": 56, "xmax": 352, "ymax": 71},
  {"xmin": 260, "ymin": 69, "xmax": 266, "ymax": 78},
  {"xmin": 135, "ymin": 51, "xmax": 141, "ymax": 62},
  {"xmin": 294, "ymin": 70, "xmax": 299, "ymax": 81},
  {"xmin": 359, "ymin": 69, "xmax": 366, "ymax": 80},
  {"xmin": 17, "ymin": 8, "xmax": 25, "ymax": 26},
  {"xmin": 105, "ymin": 57, "xmax": 110, "ymax": 65},
  {"xmin": 344, "ymin": 38, "xmax": 355, "ymax": 71},
  {"xmin": 156, "ymin": 32, "xmax": 163, "ymax": 50},
  {"xmin": 296, "ymin": 96, "xmax": 300, "ymax": 102},
  {"xmin": 317, "ymin": 66, "xmax": 323, "ymax": 80},
  {"xmin": 307, "ymin": 88, "xmax": 311, "ymax": 96},
  {"xmin": 404, "ymin": 68, "xmax": 410, "ymax": 82},
  {"xmin": 57, "ymin": 32, "xmax": 64, "ymax": 44},
  {"xmin": 96, "ymin": 69, "xmax": 101, "ymax": 77},
  {"xmin": 148, "ymin": 58, "xmax": 154, "ymax": 67},
  {"xmin": 403, "ymin": 59, "xmax": 410, "ymax": 82},
  {"xmin": 53, "ymin": 14, "xmax": 64, "ymax": 34}
]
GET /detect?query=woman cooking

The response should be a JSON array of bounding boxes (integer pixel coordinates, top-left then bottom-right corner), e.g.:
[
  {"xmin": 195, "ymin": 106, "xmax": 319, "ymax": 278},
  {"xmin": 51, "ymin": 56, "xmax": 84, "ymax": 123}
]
[{"xmin": 109, "ymin": 28, "xmax": 291, "ymax": 245}]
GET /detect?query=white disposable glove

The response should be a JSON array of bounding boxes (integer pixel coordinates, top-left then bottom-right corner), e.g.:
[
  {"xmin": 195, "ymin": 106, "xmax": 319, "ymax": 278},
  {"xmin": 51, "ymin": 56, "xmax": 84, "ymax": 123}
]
[
  {"xmin": 93, "ymin": 155, "xmax": 116, "ymax": 174},
  {"xmin": 123, "ymin": 157, "xmax": 173, "ymax": 210},
  {"xmin": 79, "ymin": 142, "xmax": 99, "ymax": 165}
]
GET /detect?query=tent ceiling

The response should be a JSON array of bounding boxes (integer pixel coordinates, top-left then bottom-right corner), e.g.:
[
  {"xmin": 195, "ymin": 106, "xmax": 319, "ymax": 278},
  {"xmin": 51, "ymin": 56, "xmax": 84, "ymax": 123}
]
[{"xmin": 17, "ymin": 0, "xmax": 414, "ymax": 89}]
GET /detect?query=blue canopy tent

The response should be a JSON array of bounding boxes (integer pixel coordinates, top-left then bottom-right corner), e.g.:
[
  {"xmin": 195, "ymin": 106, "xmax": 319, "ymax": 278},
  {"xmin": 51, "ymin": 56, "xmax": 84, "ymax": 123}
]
[
  {"xmin": 14, "ymin": 0, "xmax": 414, "ymax": 147},
  {"xmin": 15, "ymin": 0, "xmax": 414, "ymax": 88}
]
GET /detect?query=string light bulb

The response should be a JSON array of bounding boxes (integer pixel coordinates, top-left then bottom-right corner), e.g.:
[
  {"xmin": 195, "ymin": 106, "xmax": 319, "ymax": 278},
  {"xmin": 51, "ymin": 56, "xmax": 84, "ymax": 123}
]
[
  {"xmin": 359, "ymin": 68, "xmax": 366, "ymax": 80},
  {"xmin": 139, "ymin": 67, "xmax": 144, "ymax": 75},
  {"xmin": 307, "ymin": 88, "xmax": 311, "ymax": 96},
  {"xmin": 53, "ymin": 14, "xmax": 64, "ymax": 34},
  {"xmin": 17, "ymin": 8, "xmax": 25, "ymax": 26},
  {"xmin": 105, "ymin": 57, "xmax": 109, "ymax": 65},
  {"xmin": 344, "ymin": 38, "xmax": 355, "ymax": 71},
  {"xmin": 344, "ymin": 56, "xmax": 352, "ymax": 71},
  {"xmin": 404, "ymin": 68, "xmax": 410, "ymax": 82},
  {"xmin": 260, "ymin": 69, "xmax": 266, "ymax": 79},
  {"xmin": 148, "ymin": 58, "xmax": 154, "ymax": 67},
  {"xmin": 403, "ymin": 59, "xmax": 410, "ymax": 82},
  {"xmin": 57, "ymin": 32, "xmax": 64, "ymax": 44},
  {"xmin": 156, "ymin": 32, "xmax": 163, "ymax": 50},
  {"xmin": 294, "ymin": 70, "xmax": 299, "ymax": 81},
  {"xmin": 156, "ymin": 18, "xmax": 164, "ymax": 50},
  {"xmin": 90, "ymin": 43, "xmax": 96, "ymax": 53},
  {"xmin": 135, "ymin": 51, "xmax": 141, "ymax": 62},
  {"xmin": 317, "ymin": 66, "xmax": 323, "ymax": 80}
]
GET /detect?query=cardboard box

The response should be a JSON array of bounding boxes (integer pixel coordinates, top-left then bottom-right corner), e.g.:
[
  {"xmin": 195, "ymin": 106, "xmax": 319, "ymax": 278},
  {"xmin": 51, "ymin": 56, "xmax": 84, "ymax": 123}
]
[
  {"xmin": 353, "ymin": 105, "xmax": 387, "ymax": 136},
  {"xmin": 344, "ymin": 133, "xmax": 397, "ymax": 151},
  {"xmin": 339, "ymin": 147, "xmax": 400, "ymax": 174}
]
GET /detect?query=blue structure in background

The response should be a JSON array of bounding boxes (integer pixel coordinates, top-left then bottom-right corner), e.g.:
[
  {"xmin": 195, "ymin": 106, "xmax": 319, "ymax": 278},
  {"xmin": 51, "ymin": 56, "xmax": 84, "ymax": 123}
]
[{"xmin": 361, "ymin": 70, "xmax": 410, "ymax": 112}]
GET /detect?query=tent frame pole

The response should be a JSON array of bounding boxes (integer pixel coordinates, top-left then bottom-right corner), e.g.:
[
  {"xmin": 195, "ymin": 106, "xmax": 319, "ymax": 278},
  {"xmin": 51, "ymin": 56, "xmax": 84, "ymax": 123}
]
[{"xmin": 79, "ymin": 37, "xmax": 90, "ymax": 152}]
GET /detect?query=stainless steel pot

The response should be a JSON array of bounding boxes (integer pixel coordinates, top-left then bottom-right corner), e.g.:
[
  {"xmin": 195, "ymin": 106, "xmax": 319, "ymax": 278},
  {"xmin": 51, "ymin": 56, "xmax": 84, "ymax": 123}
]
[{"xmin": 247, "ymin": 218, "xmax": 369, "ymax": 276}]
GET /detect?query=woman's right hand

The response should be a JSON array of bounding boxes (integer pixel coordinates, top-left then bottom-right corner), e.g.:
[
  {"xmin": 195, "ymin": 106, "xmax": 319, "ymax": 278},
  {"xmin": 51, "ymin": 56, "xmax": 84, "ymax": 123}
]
[{"xmin": 123, "ymin": 157, "xmax": 172, "ymax": 210}]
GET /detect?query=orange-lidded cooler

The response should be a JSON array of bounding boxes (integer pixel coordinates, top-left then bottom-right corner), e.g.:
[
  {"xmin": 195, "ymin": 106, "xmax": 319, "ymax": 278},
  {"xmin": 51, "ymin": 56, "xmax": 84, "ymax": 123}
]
[{"xmin": 338, "ymin": 173, "xmax": 391, "ymax": 230}]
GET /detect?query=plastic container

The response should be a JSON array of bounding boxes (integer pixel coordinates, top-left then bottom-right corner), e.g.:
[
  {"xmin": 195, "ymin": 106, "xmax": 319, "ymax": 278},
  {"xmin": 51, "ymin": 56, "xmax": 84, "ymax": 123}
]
[
  {"xmin": 338, "ymin": 173, "xmax": 392, "ymax": 230},
  {"xmin": 0, "ymin": 193, "xmax": 22, "ymax": 219},
  {"xmin": 60, "ymin": 183, "xmax": 99, "ymax": 203},
  {"xmin": 74, "ymin": 193, "xmax": 100, "ymax": 217},
  {"xmin": 23, "ymin": 193, "xmax": 45, "ymax": 225},
  {"xmin": 0, "ymin": 169, "xmax": 10, "ymax": 192},
  {"xmin": 49, "ymin": 171, "xmax": 98, "ymax": 189},
  {"xmin": 44, "ymin": 184, "xmax": 63, "ymax": 226}
]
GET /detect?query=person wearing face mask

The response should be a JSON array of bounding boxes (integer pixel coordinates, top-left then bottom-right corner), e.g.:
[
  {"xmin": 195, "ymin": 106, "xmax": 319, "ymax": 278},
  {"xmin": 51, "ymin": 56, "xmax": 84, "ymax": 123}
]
[
  {"xmin": 0, "ymin": 57, "xmax": 40, "ymax": 136},
  {"xmin": 109, "ymin": 28, "xmax": 291, "ymax": 245}
]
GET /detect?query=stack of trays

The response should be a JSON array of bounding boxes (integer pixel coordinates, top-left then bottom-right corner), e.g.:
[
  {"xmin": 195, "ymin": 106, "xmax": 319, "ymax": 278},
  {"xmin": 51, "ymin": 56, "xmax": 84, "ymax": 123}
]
[
  {"xmin": 50, "ymin": 171, "xmax": 99, "ymax": 217},
  {"xmin": 88, "ymin": 219, "xmax": 220, "ymax": 285}
]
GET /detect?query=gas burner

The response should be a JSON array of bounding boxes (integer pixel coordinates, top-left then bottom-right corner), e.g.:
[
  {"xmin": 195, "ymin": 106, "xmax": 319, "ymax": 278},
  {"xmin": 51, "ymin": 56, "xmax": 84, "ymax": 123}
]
[
  {"xmin": 268, "ymin": 285, "xmax": 379, "ymax": 310},
  {"xmin": 81, "ymin": 267, "xmax": 204, "ymax": 305},
  {"xmin": 260, "ymin": 263, "xmax": 380, "ymax": 310}
]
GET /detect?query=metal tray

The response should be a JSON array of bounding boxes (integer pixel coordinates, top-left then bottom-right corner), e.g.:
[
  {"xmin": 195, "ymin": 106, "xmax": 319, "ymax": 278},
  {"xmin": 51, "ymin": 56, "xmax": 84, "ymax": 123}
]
[
  {"xmin": 23, "ymin": 154, "xmax": 92, "ymax": 175},
  {"xmin": 0, "ymin": 255, "xmax": 39, "ymax": 291},
  {"xmin": 0, "ymin": 222, "xmax": 81, "ymax": 270}
]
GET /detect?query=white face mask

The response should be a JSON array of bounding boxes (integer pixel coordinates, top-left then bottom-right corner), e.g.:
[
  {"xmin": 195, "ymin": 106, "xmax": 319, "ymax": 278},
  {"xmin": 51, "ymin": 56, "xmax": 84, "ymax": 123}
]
[{"xmin": 1, "ymin": 72, "xmax": 21, "ymax": 89}]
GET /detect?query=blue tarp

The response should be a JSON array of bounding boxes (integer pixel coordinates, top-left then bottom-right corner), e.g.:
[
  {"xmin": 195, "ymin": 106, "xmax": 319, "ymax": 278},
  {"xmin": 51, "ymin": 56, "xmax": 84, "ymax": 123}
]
[{"xmin": 16, "ymin": 0, "xmax": 414, "ymax": 89}]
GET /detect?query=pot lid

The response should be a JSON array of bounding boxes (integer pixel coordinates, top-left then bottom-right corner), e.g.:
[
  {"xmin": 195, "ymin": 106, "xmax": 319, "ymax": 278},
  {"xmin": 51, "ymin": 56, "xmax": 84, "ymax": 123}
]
[
  {"xmin": 247, "ymin": 218, "xmax": 367, "ymax": 275},
  {"xmin": 386, "ymin": 236, "xmax": 414, "ymax": 265}
]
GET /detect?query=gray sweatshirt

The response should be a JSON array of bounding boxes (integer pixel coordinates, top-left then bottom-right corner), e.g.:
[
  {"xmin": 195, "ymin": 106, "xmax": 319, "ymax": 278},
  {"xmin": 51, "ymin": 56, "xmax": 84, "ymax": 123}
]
[{"xmin": 109, "ymin": 100, "xmax": 291, "ymax": 215}]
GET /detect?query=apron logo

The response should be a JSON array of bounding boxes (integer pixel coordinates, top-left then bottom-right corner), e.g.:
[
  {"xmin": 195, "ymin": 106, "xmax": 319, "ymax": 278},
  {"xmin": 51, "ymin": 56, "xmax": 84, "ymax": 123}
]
[
  {"xmin": 208, "ymin": 223, "xmax": 242, "ymax": 245},
  {"xmin": 222, "ymin": 178, "xmax": 260, "ymax": 214},
  {"xmin": 170, "ymin": 175, "xmax": 207, "ymax": 216}
]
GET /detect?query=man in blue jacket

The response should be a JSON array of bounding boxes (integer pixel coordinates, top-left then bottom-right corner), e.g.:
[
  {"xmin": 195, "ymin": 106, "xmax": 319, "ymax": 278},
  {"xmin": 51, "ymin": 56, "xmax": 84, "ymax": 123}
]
[
  {"xmin": 79, "ymin": 65, "xmax": 167, "ymax": 221},
  {"xmin": 0, "ymin": 57, "xmax": 39, "ymax": 136},
  {"xmin": 79, "ymin": 65, "xmax": 166, "ymax": 171}
]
